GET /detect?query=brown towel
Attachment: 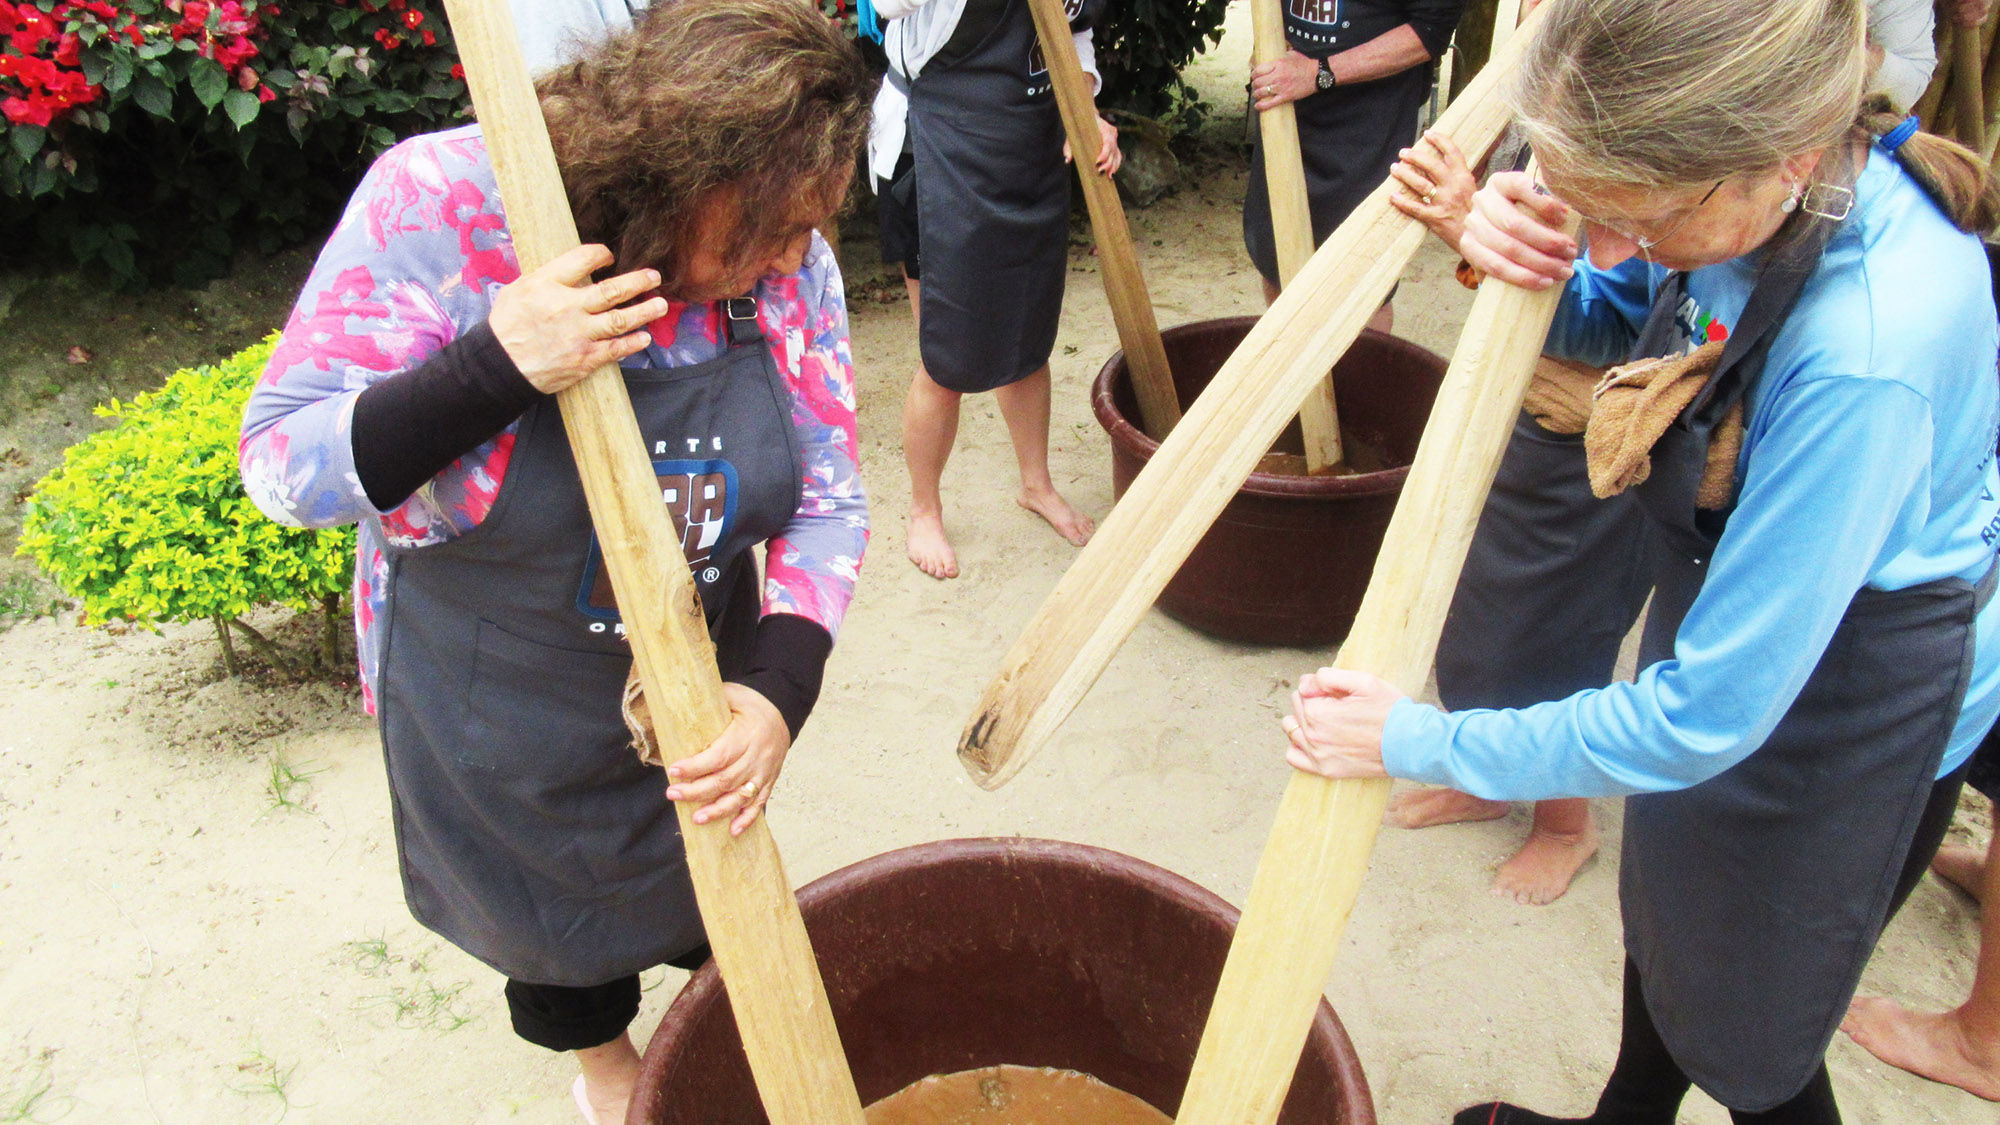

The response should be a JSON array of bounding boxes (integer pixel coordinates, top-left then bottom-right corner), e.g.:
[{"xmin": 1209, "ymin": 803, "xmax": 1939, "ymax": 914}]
[
  {"xmin": 1520, "ymin": 357, "xmax": 1599, "ymax": 435},
  {"xmin": 1515, "ymin": 342, "xmax": 1741, "ymax": 510},
  {"xmin": 1580, "ymin": 340, "xmax": 1740, "ymax": 509},
  {"xmin": 622, "ymin": 668, "xmax": 663, "ymax": 767}
]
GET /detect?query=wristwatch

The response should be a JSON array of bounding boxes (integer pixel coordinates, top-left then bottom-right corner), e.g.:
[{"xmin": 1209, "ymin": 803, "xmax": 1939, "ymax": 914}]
[{"xmin": 1316, "ymin": 56, "xmax": 1337, "ymax": 90}]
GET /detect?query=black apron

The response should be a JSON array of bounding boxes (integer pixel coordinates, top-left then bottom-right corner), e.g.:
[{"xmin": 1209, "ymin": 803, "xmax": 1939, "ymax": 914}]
[
  {"xmin": 1617, "ymin": 225, "xmax": 1991, "ymax": 1109},
  {"xmin": 1242, "ymin": 0, "xmax": 1435, "ymax": 285},
  {"xmin": 374, "ymin": 302, "xmax": 801, "ymax": 986},
  {"xmin": 906, "ymin": 0, "xmax": 1096, "ymax": 392},
  {"xmin": 1443, "ymin": 178, "xmax": 1990, "ymax": 1108}
]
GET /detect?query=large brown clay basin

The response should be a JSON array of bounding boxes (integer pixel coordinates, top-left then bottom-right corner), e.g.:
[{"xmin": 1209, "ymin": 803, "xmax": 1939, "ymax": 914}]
[
  {"xmin": 631, "ymin": 837, "xmax": 1375, "ymax": 1124},
  {"xmin": 1093, "ymin": 319, "xmax": 1448, "ymax": 647}
]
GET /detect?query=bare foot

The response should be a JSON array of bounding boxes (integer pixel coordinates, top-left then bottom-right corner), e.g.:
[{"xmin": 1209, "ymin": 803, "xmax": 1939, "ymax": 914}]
[
  {"xmin": 1844, "ymin": 996, "xmax": 2000, "ymax": 1101},
  {"xmin": 1933, "ymin": 843, "xmax": 1988, "ymax": 903},
  {"xmin": 1492, "ymin": 819, "xmax": 1600, "ymax": 905},
  {"xmin": 1388, "ymin": 787, "xmax": 1510, "ymax": 829},
  {"xmin": 907, "ymin": 509, "xmax": 959, "ymax": 579},
  {"xmin": 574, "ymin": 1073, "xmax": 631, "ymax": 1125},
  {"xmin": 1017, "ymin": 485, "xmax": 1094, "ymax": 546}
]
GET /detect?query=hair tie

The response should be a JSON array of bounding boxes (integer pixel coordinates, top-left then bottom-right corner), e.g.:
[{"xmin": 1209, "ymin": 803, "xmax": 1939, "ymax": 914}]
[{"xmin": 1880, "ymin": 114, "xmax": 1920, "ymax": 154}]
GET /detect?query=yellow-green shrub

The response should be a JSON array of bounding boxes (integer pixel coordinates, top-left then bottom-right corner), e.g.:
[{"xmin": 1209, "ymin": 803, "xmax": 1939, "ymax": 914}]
[{"xmin": 17, "ymin": 333, "xmax": 353, "ymax": 673}]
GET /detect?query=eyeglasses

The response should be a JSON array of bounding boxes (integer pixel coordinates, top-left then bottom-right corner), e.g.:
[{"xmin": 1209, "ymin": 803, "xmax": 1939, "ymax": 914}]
[{"xmin": 1558, "ymin": 178, "xmax": 1727, "ymax": 257}]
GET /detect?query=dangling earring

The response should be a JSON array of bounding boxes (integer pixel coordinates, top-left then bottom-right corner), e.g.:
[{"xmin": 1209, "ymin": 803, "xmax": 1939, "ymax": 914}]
[{"xmin": 1780, "ymin": 181, "xmax": 1803, "ymax": 214}]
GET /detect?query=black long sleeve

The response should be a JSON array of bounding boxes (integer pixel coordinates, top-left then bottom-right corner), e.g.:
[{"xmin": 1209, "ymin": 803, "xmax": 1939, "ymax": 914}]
[
  {"xmin": 350, "ymin": 321, "xmax": 545, "ymax": 511},
  {"xmin": 1405, "ymin": 0, "xmax": 1468, "ymax": 59},
  {"xmin": 733, "ymin": 612, "xmax": 835, "ymax": 740}
]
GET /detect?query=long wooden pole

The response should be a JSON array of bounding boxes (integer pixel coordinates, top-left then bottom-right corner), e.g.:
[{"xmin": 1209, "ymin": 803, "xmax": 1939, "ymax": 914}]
[
  {"xmin": 1173, "ymin": 190, "xmax": 1578, "ymax": 1125},
  {"xmin": 440, "ymin": 5, "xmax": 867, "ymax": 1123},
  {"xmin": 1023, "ymin": 0, "xmax": 1181, "ymax": 439},
  {"xmin": 1253, "ymin": 0, "xmax": 1344, "ymax": 470},
  {"xmin": 1952, "ymin": 22, "xmax": 1988, "ymax": 154},
  {"xmin": 1490, "ymin": 0, "xmax": 1523, "ymax": 54},
  {"xmin": 956, "ymin": 1, "xmax": 1546, "ymax": 790}
]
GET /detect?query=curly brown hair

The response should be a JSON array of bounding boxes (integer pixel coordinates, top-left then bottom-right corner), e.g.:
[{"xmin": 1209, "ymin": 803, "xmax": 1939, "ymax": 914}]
[{"xmin": 537, "ymin": 0, "xmax": 872, "ymax": 287}]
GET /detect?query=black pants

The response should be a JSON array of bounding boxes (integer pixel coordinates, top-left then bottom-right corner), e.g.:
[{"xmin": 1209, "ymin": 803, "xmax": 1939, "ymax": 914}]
[
  {"xmin": 1587, "ymin": 763, "xmax": 1966, "ymax": 1125},
  {"xmin": 505, "ymin": 942, "xmax": 712, "ymax": 1052}
]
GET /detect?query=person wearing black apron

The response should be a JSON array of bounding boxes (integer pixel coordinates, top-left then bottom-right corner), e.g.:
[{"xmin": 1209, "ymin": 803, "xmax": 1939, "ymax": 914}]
[
  {"xmin": 1243, "ymin": 0, "xmax": 1463, "ymax": 324},
  {"xmin": 869, "ymin": 0, "xmax": 1117, "ymax": 579},
  {"xmin": 238, "ymin": 6, "xmax": 873, "ymax": 1122},
  {"xmin": 1274, "ymin": 1, "xmax": 2000, "ymax": 1121},
  {"xmin": 1382, "ymin": 123, "xmax": 1622, "ymax": 907}
]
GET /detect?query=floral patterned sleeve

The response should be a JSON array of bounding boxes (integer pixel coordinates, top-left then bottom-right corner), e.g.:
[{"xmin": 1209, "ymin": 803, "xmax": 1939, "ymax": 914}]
[
  {"xmin": 238, "ymin": 126, "xmax": 520, "ymax": 710},
  {"xmin": 760, "ymin": 232, "xmax": 869, "ymax": 638},
  {"xmin": 240, "ymin": 126, "xmax": 520, "ymax": 542}
]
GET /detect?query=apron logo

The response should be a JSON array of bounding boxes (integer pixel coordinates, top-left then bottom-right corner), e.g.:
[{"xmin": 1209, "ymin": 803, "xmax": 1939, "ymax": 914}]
[
  {"xmin": 1674, "ymin": 293, "xmax": 1732, "ymax": 351},
  {"xmin": 577, "ymin": 457, "xmax": 740, "ymax": 623},
  {"xmin": 1286, "ymin": 0, "xmax": 1339, "ymax": 24}
]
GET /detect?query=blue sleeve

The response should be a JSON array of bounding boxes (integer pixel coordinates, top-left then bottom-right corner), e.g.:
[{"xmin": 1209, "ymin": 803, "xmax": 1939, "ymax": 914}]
[
  {"xmin": 1542, "ymin": 258, "xmax": 1660, "ymax": 369},
  {"xmin": 1382, "ymin": 373, "xmax": 1935, "ymax": 798}
]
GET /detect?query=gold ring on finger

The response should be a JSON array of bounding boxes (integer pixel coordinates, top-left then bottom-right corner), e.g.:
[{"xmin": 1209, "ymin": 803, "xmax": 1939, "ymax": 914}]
[
  {"xmin": 1422, "ymin": 189, "xmax": 1437, "ymax": 205},
  {"xmin": 740, "ymin": 778, "xmax": 760, "ymax": 799}
]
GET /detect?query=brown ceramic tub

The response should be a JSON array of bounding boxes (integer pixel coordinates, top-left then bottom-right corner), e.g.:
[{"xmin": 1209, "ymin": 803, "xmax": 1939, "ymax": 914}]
[
  {"xmin": 1092, "ymin": 318, "xmax": 1447, "ymax": 647},
  {"xmin": 630, "ymin": 837, "xmax": 1374, "ymax": 1125}
]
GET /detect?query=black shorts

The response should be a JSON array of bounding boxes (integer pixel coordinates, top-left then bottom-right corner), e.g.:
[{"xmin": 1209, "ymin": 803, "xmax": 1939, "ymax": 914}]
[
  {"xmin": 876, "ymin": 150, "xmax": 921, "ymax": 281},
  {"xmin": 504, "ymin": 942, "xmax": 711, "ymax": 1052}
]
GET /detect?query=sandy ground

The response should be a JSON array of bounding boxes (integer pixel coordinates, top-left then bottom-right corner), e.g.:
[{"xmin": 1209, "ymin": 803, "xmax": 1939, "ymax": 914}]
[{"xmin": 1, "ymin": 8, "xmax": 1993, "ymax": 1124}]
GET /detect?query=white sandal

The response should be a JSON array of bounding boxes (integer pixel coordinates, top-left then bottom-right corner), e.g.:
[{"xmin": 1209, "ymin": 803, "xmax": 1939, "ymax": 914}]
[{"xmin": 572, "ymin": 1074, "xmax": 601, "ymax": 1125}]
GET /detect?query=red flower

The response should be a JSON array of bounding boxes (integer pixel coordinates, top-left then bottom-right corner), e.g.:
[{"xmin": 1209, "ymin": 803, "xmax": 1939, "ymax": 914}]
[
  {"xmin": 420, "ymin": 27, "xmax": 433, "ymax": 45},
  {"xmin": 372, "ymin": 27, "xmax": 400, "ymax": 48},
  {"xmin": 0, "ymin": 54, "xmax": 58, "ymax": 89},
  {"xmin": 53, "ymin": 32, "xmax": 80, "ymax": 67},
  {"xmin": 400, "ymin": 8, "xmax": 421, "ymax": 28},
  {"xmin": 2, "ymin": 94, "xmax": 51, "ymax": 127},
  {"xmin": 9, "ymin": 7, "xmax": 53, "ymax": 52},
  {"xmin": 211, "ymin": 33, "xmax": 257, "ymax": 70},
  {"xmin": 122, "ymin": 23, "xmax": 143, "ymax": 44},
  {"xmin": 449, "ymin": 62, "xmax": 463, "ymax": 79},
  {"xmin": 256, "ymin": 83, "xmax": 274, "ymax": 102}
]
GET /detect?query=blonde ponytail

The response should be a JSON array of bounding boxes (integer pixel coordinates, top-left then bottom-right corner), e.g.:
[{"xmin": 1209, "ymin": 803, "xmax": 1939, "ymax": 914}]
[{"xmin": 1857, "ymin": 99, "xmax": 2000, "ymax": 234}]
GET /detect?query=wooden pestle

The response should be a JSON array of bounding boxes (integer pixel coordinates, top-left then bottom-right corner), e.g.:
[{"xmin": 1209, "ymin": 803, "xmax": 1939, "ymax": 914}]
[
  {"xmin": 1173, "ymin": 185, "xmax": 1579, "ymax": 1125},
  {"xmin": 956, "ymin": 0, "xmax": 1549, "ymax": 791},
  {"xmin": 439, "ymin": 3, "xmax": 867, "ymax": 1122},
  {"xmin": 1252, "ymin": 0, "xmax": 1344, "ymax": 470},
  {"xmin": 1023, "ymin": 0, "xmax": 1181, "ymax": 439}
]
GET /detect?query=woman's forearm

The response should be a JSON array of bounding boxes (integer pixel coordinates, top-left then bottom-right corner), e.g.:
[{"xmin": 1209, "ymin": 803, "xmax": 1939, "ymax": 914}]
[{"xmin": 1325, "ymin": 24, "xmax": 1432, "ymax": 86}]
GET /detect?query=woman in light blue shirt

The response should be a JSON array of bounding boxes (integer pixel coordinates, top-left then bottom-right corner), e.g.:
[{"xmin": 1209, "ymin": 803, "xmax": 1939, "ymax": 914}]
[{"xmin": 1284, "ymin": 0, "xmax": 2000, "ymax": 1121}]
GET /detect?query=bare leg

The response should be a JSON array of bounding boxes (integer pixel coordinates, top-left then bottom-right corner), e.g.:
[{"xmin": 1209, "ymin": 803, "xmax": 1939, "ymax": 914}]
[
  {"xmin": 1936, "ymin": 843, "xmax": 1988, "ymax": 901},
  {"xmin": 1844, "ymin": 830, "xmax": 2000, "ymax": 1100},
  {"xmin": 993, "ymin": 365, "xmax": 1094, "ymax": 546},
  {"xmin": 1492, "ymin": 797, "xmax": 1600, "ymax": 906},
  {"xmin": 575, "ymin": 1032, "xmax": 642, "ymax": 1124},
  {"xmin": 900, "ymin": 275, "xmax": 962, "ymax": 579},
  {"xmin": 1388, "ymin": 786, "xmax": 1511, "ymax": 829}
]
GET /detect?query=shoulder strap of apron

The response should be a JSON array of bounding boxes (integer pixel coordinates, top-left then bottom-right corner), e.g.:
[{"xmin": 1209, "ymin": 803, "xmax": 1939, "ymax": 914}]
[{"xmin": 722, "ymin": 295, "xmax": 764, "ymax": 347}]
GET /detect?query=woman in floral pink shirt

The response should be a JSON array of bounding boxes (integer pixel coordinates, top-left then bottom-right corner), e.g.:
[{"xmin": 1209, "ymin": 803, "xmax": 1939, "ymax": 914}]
[{"xmin": 238, "ymin": 4, "xmax": 869, "ymax": 1119}]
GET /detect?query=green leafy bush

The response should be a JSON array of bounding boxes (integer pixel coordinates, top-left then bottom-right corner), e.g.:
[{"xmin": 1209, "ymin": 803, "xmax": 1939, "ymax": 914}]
[
  {"xmin": 17, "ymin": 332, "xmax": 354, "ymax": 674},
  {"xmin": 1, "ymin": 0, "xmax": 468, "ymax": 287},
  {"xmin": 1093, "ymin": 0, "xmax": 1232, "ymax": 132}
]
